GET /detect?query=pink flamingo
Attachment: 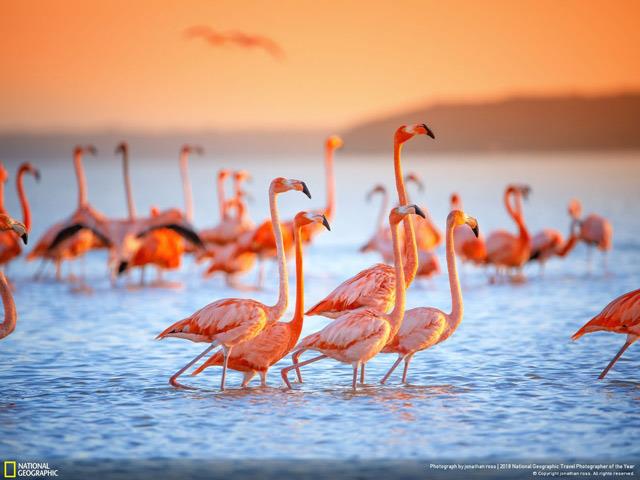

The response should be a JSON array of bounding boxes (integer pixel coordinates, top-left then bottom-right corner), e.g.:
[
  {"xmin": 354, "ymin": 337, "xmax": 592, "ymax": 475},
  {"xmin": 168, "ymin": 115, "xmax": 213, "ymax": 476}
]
[
  {"xmin": 0, "ymin": 163, "xmax": 39, "ymax": 270},
  {"xmin": 528, "ymin": 202, "xmax": 581, "ymax": 273},
  {"xmin": 359, "ymin": 184, "xmax": 392, "ymax": 258},
  {"xmin": 0, "ymin": 214, "xmax": 27, "ymax": 340},
  {"xmin": 156, "ymin": 177, "xmax": 311, "ymax": 390},
  {"xmin": 282, "ymin": 205, "xmax": 425, "ymax": 391},
  {"xmin": 568, "ymin": 199, "xmax": 613, "ymax": 271},
  {"xmin": 485, "ymin": 184, "xmax": 531, "ymax": 281},
  {"xmin": 450, "ymin": 193, "xmax": 486, "ymax": 265},
  {"xmin": 572, "ymin": 289, "xmax": 640, "ymax": 379},
  {"xmin": 381, "ymin": 210, "xmax": 479, "ymax": 384},
  {"xmin": 305, "ymin": 124, "xmax": 433, "ymax": 319},
  {"xmin": 191, "ymin": 211, "xmax": 330, "ymax": 386}
]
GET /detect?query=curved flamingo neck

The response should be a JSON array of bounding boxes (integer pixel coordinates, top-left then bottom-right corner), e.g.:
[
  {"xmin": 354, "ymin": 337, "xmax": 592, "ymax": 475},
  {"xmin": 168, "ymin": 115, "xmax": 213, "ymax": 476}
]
[
  {"xmin": 121, "ymin": 148, "xmax": 136, "ymax": 220},
  {"xmin": 16, "ymin": 166, "xmax": 31, "ymax": 231},
  {"xmin": 287, "ymin": 223, "xmax": 305, "ymax": 348},
  {"xmin": 0, "ymin": 272, "xmax": 16, "ymax": 340},
  {"xmin": 445, "ymin": 217, "xmax": 463, "ymax": 324},
  {"xmin": 557, "ymin": 222, "xmax": 579, "ymax": 257},
  {"xmin": 324, "ymin": 145, "xmax": 336, "ymax": 220},
  {"xmin": 268, "ymin": 186, "xmax": 288, "ymax": 320},
  {"xmin": 393, "ymin": 141, "xmax": 418, "ymax": 285},
  {"xmin": 388, "ymin": 219, "xmax": 407, "ymax": 339},
  {"xmin": 217, "ymin": 175, "xmax": 228, "ymax": 220},
  {"xmin": 74, "ymin": 150, "xmax": 89, "ymax": 208},
  {"xmin": 180, "ymin": 151, "xmax": 193, "ymax": 221},
  {"xmin": 504, "ymin": 189, "xmax": 529, "ymax": 243}
]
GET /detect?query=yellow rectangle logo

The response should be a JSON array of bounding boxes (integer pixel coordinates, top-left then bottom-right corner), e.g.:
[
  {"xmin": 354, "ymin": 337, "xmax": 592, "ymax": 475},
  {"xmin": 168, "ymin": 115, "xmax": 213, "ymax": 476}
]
[{"xmin": 3, "ymin": 461, "xmax": 16, "ymax": 479}]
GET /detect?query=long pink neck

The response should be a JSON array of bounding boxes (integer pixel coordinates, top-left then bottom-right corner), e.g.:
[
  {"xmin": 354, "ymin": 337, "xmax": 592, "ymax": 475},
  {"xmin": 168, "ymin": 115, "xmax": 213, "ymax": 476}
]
[
  {"xmin": 557, "ymin": 221, "xmax": 579, "ymax": 257},
  {"xmin": 444, "ymin": 217, "xmax": 463, "ymax": 324},
  {"xmin": 0, "ymin": 272, "xmax": 17, "ymax": 340},
  {"xmin": 287, "ymin": 224, "xmax": 305, "ymax": 349},
  {"xmin": 388, "ymin": 219, "xmax": 407, "ymax": 339},
  {"xmin": 324, "ymin": 145, "xmax": 336, "ymax": 220},
  {"xmin": 121, "ymin": 149, "xmax": 136, "ymax": 220},
  {"xmin": 74, "ymin": 150, "xmax": 89, "ymax": 208},
  {"xmin": 505, "ymin": 189, "xmax": 529, "ymax": 245},
  {"xmin": 393, "ymin": 141, "xmax": 418, "ymax": 285},
  {"xmin": 268, "ymin": 186, "xmax": 288, "ymax": 320},
  {"xmin": 16, "ymin": 167, "xmax": 31, "ymax": 230},
  {"xmin": 217, "ymin": 175, "xmax": 228, "ymax": 220},
  {"xmin": 180, "ymin": 151, "xmax": 193, "ymax": 221}
]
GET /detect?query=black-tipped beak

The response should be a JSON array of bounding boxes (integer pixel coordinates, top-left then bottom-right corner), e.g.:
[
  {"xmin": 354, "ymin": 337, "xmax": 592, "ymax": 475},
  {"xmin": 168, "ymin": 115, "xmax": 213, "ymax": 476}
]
[
  {"xmin": 301, "ymin": 182, "xmax": 311, "ymax": 199},
  {"xmin": 34, "ymin": 170, "xmax": 41, "ymax": 182},
  {"xmin": 117, "ymin": 261, "xmax": 128, "ymax": 275},
  {"xmin": 413, "ymin": 205, "xmax": 426, "ymax": 219},
  {"xmin": 321, "ymin": 215, "xmax": 331, "ymax": 231},
  {"xmin": 471, "ymin": 225, "xmax": 480, "ymax": 238},
  {"xmin": 21, "ymin": 233, "xmax": 28, "ymax": 245},
  {"xmin": 423, "ymin": 124, "xmax": 435, "ymax": 139}
]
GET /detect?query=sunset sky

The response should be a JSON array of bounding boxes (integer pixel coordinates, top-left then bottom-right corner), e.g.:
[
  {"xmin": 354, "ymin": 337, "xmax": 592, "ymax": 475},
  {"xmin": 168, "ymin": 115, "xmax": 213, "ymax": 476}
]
[{"xmin": 1, "ymin": 0, "xmax": 639, "ymax": 131}]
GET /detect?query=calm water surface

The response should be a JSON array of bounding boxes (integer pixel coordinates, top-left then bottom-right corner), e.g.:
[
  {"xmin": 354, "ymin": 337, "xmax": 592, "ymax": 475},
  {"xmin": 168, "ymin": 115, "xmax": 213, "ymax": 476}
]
[{"xmin": 0, "ymin": 151, "xmax": 639, "ymax": 461}]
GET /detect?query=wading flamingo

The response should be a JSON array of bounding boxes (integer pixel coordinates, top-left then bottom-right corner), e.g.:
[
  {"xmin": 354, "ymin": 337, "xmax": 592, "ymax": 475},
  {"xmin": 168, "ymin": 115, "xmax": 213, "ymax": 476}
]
[
  {"xmin": 485, "ymin": 184, "xmax": 531, "ymax": 281},
  {"xmin": 572, "ymin": 289, "xmax": 640, "ymax": 379},
  {"xmin": 156, "ymin": 177, "xmax": 311, "ymax": 390},
  {"xmin": 305, "ymin": 124, "xmax": 434, "ymax": 319},
  {"xmin": 192, "ymin": 211, "xmax": 330, "ymax": 386},
  {"xmin": 450, "ymin": 193, "xmax": 486, "ymax": 265},
  {"xmin": 0, "ymin": 214, "xmax": 27, "ymax": 340},
  {"xmin": 381, "ymin": 210, "xmax": 479, "ymax": 384},
  {"xmin": 528, "ymin": 204, "xmax": 581, "ymax": 273},
  {"xmin": 0, "ymin": 163, "xmax": 39, "ymax": 270},
  {"xmin": 359, "ymin": 184, "xmax": 391, "ymax": 257},
  {"xmin": 282, "ymin": 205, "xmax": 425, "ymax": 391},
  {"xmin": 568, "ymin": 199, "xmax": 613, "ymax": 271}
]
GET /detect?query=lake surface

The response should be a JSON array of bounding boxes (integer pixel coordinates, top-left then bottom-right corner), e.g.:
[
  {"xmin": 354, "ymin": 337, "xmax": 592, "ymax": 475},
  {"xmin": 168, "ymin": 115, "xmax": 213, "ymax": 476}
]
[{"xmin": 0, "ymin": 151, "xmax": 639, "ymax": 463}]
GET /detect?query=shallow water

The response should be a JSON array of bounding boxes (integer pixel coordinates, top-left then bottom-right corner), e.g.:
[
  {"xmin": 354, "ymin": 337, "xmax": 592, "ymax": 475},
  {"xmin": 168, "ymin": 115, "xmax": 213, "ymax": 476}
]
[{"xmin": 0, "ymin": 151, "xmax": 639, "ymax": 461}]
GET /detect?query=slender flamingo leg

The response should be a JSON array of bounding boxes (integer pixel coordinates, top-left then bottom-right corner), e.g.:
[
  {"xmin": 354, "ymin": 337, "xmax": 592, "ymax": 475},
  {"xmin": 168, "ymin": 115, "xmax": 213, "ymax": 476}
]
[
  {"xmin": 169, "ymin": 342, "xmax": 219, "ymax": 389},
  {"xmin": 220, "ymin": 346, "xmax": 233, "ymax": 391},
  {"xmin": 598, "ymin": 338, "xmax": 636, "ymax": 380},
  {"xmin": 352, "ymin": 362, "xmax": 360, "ymax": 391},
  {"xmin": 281, "ymin": 354, "xmax": 327, "ymax": 389},
  {"xmin": 380, "ymin": 355, "xmax": 404, "ymax": 384},
  {"xmin": 259, "ymin": 371, "xmax": 267, "ymax": 387},
  {"xmin": 401, "ymin": 353, "xmax": 415, "ymax": 384},
  {"xmin": 292, "ymin": 348, "xmax": 307, "ymax": 383},
  {"xmin": 359, "ymin": 363, "xmax": 366, "ymax": 384},
  {"xmin": 241, "ymin": 370, "xmax": 256, "ymax": 388}
]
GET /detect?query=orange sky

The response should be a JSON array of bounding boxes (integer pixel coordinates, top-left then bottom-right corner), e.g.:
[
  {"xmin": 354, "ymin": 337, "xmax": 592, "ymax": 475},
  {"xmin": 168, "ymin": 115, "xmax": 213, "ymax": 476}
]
[{"xmin": 1, "ymin": 0, "xmax": 639, "ymax": 131}]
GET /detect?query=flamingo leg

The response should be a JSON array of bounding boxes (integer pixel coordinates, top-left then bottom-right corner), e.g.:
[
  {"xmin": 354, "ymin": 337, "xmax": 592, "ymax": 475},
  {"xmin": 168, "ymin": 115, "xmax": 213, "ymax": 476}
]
[
  {"xmin": 380, "ymin": 355, "xmax": 404, "ymax": 384},
  {"xmin": 241, "ymin": 370, "xmax": 256, "ymax": 388},
  {"xmin": 359, "ymin": 363, "xmax": 366, "ymax": 384},
  {"xmin": 281, "ymin": 354, "xmax": 327, "ymax": 389},
  {"xmin": 401, "ymin": 353, "xmax": 415, "ymax": 384},
  {"xmin": 259, "ymin": 370, "xmax": 267, "ymax": 387},
  {"xmin": 220, "ymin": 345, "xmax": 233, "ymax": 391},
  {"xmin": 352, "ymin": 362, "xmax": 360, "ymax": 391},
  {"xmin": 169, "ymin": 342, "xmax": 219, "ymax": 390},
  {"xmin": 598, "ymin": 337, "xmax": 636, "ymax": 380},
  {"xmin": 292, "ymin": 348, "xmax": 307, "ymax": 383}
]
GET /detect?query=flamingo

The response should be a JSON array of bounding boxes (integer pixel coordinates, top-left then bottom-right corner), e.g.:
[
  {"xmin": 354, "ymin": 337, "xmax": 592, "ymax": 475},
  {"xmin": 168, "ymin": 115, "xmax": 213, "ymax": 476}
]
[
  {"xmin": 156, "ymin": 177, "xmax": 311, "ymax": 390},
  {"xmin": 450, "ymin": 193, "xmax": 486, "ymax": 265},
  {"xmin": 528, "ymin": 203, "xmax": 581, "ymax": 273},
  {"xmin": 568, "ymin": 198, "xmax": 613, "ymax": 271},
  {"xmin": 380, "ymin": 210, "xmax": 479, "ymax": 384},
  {"xmin": 0, "ymin": 214, "xmax": 27, "ymax": 341},
  {"xmin": 305, "ymin": 124, "xmax": 434, "ymax": 319},
  {"xmin": 485, "ymin": 184, "xmax": 531, "ymax": 281},
  {"xmin": 281, "ymin": 204, "xmax": 425, "ymax": 391},
  {"xmin": 191, "ymin": 211, "xmax": 330, "ymax": 387},
  {"xmin": 405, "ymin": 172, "xmax": 442, "ymax": 251},
  {"xmin": 28, "ymin": 146, "xmax": 111, "ymax": 280},
  {"xmin": 0, "ymin": 162, "xmax": 39, "ymax": 271},
  {"xmin": 359, "ymin": 184, "xmax": 391, "ymax": 257},
  {"xmin": 572, "ymin": 289, "xmax": 640, "ymax": 379}
]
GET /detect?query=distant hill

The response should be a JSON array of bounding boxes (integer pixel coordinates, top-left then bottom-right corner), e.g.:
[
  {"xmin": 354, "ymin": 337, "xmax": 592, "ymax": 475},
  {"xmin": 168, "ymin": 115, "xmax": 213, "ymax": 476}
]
[{"xmin": 343, "ymin": 93, "xmax": 640, "ymax": 153}]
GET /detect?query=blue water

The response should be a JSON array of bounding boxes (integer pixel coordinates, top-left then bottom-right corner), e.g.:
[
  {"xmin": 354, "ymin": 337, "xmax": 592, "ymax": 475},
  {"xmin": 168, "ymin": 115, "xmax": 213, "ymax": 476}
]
[{"xmin": 0, "ymin": 151, "xmax": 639, "ymax": 461}]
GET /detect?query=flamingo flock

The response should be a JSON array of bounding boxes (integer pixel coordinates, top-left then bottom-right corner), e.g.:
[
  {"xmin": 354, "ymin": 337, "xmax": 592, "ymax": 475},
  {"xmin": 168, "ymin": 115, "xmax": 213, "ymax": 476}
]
[{"xmin": 0, "ymin": 122, "xmax": 634, "ymax": 389}]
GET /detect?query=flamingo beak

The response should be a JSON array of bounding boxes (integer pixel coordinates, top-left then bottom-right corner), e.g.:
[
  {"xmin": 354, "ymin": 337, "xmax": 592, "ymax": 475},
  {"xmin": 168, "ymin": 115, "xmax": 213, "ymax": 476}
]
[
  {"xmin": 117, "ymin": 261, "xmax": 128, "ymax": 275},
  {"xmin": 301, "ymin": 182, "xmax": 311, "ymax": 199},
  {"xmin": 472, "ymin": 225, "xmax": 480, "ymax": 238},
  {"xmin": 413, "ymin": 205, "xmax": 426, "ymax": 219},
  {"xmin": 321, "ymin": 215, "xmax": 331, "ymax": 231},
  {"xmin": 21, "ymin": 233, "xmax": 28, "ymax": 245},
  {"xmin": 422, "ymin": 124, "xmax": 435, "ymax": 139},
  {"xmin": 34, "ymin": 169, "xmax": 41, "ymax": 182}
]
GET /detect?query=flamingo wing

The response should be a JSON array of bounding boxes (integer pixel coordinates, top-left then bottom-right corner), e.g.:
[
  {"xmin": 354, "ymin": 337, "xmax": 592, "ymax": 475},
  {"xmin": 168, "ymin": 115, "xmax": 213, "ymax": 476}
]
[
  {"xmin": 385, "ymin": 307, "xmax": 447, "ymax": 354},
  {"xmin": 572, "ymin": 289, "xmax": 640, "ymax": 340}
]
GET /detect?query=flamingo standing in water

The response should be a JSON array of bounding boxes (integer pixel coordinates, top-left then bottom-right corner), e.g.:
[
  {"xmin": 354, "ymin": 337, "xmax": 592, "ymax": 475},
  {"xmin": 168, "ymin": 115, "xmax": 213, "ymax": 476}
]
[
  {"xmin": 156, "ymin": 177, "xmax": 311, "ymax": 390},
  {"xmin": 485, "ymin": 184, "xmax": 531, "ymax": 281},
  {"xmin": 0, "ymin": 163, "xmax": 39, "ymax": 271},
  {"xmin": 381, "ymin": 210, "xmax": 479, "ymax": 384},
  {"xmin": 192, "ymin": 211, "xmax": 330, "ymax": 387},
  {"xmin": 359, "ymin": 184, "xmax": 391, "ymax": 257},
  {"xmin": 0, "ymin": 213, "xmax": 27, "ymax": 340},
  {"xmin": 282, "ymin": 205, "xmax": 425, "ymax": 391},
  {"xmin": 450, "ymin": 193, "xmax": 486, "ymax": 265},
  {"xmin": 572, "ymin": 289, "xmax": 640, "ymax": 379},
  {"xmin": 567, "ymin": 199, "xmax": 613, "ymax": 271},
  {"xmin": 305, "ymin": 124, "xmax": 433, "ymax": 319}
]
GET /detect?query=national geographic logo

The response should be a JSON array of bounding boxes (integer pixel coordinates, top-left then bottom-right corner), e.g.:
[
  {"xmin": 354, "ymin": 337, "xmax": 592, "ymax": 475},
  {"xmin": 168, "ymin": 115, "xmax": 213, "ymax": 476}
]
[{"xmin": 3, "ymin": 461, "xmax": 58, "ymax": 478}]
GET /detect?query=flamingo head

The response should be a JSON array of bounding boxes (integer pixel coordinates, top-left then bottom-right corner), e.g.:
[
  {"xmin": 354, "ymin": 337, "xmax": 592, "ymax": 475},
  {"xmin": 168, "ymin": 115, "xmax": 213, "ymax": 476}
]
[
  {"xmin": 234, "ymin": 169, "xmax": 252, "ymax": 183},
  {"xmin": 150, "ymin": 206, "xmax": 161, "ymax": 217},
  {"xmin": 181, "ymin": 145, "xmax": 205, "ymax": 156},
  {"xmin": 405, "ymin": 171, "xmax": 425, "ymax": 192},
  {"xmin": 217, "ymin": 169, "xmax": 231, "ymax": 181},
  {"xmin": 568, "ymin": 198, "xmax": 582, "ymax": 220},
  {"xmin": 450, "ymin": 192, "xmax": 462, "ymax": 210},
  {"xmin": 449, "ymin": 210, "xmax": 480, "ymax": 238},
  {"xmin": 0, "ymin": 214, "xmax": 27, "ymax": 244},
  {"xmin": 390, "ymin": 204, "xmax": 426, "ymax": 225},
  {"xmin": 84, "ymin": 145, "xmax": 98, "ymax": 156},
  {"xmin": 366, "ymin": 184, "xmax": 386, "ymax": 202},
  {"xmin": 294, "ymin": 211, "xmax": 330, "ymax": 231},
  {"xmin": 326, "ymin": 135, "xmax": 344, "ymax": 151},
  {"xmin": 115, "ymin": 142, "xmax": 129, "ymax": 155},
  {"xmin": 395, "ymin": 123, "xmax": 435, "ymax": 144},
  {"xmin": 270, "ymin": 177, "xmax": 311, "ymax": 198},
  {"xmin": 19, "ymin": 162, "xmax": 41, "ymax": 181},
  {"xmin": 506, "ymin": 184, "xmax": 530, "ymax": 201}
]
